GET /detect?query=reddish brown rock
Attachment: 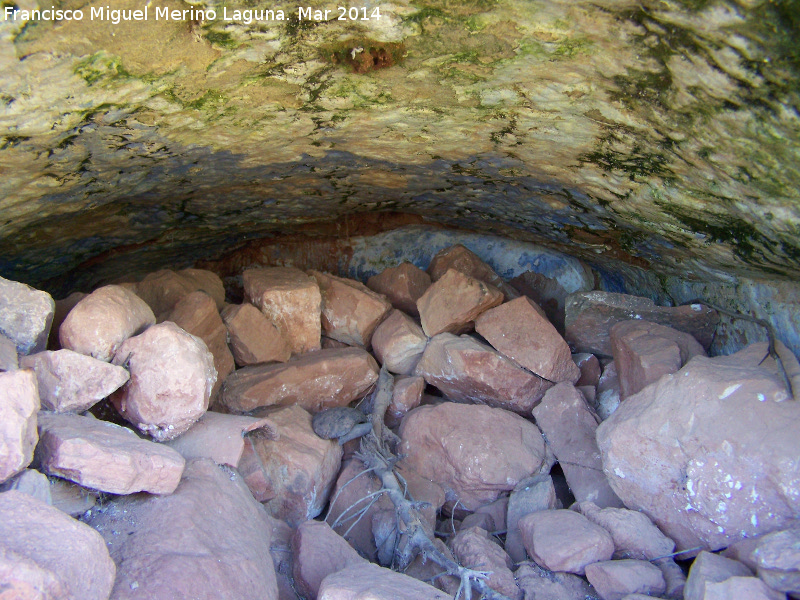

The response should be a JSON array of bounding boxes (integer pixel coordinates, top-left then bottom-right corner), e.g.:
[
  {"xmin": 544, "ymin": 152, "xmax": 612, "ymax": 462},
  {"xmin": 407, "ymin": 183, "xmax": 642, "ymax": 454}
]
[
  {"xmin": 49, "ymin": 477, "xmax": 97, "ymax": 516},
  {"xmin": 476, "ymin": 296, "xmax": 580, "ymax": 383},
  {"xmin": 385, "ymin": 375, "xmax": 424, "ymax": 428},
  {"xmin": 519, "ymin": 509, "xmax": 614, "ymax": 575},
  {"xmin": 111, "ymin": 321, "xmax": 217, "ymax": 441},
  {"xmin": 532, "ymin": 383, "xmax": 623, "ymax": 508},
  {"xmin": 574, "ymin": 352, "xmax": 602, "ymax": 387},
  {"xmin": 685, "ymin": 551, "xmax": 754, "ymax": 600},
  {"xmin": 414, "ymin": 333, "xmax": 552, "ymax": 414},
  {"xmin": 597, "ymin": 343, "xmax": 800, "ymax": 553},
  {"xmin": 0, "ymin": 275, "xmax": 55, "ymax": 355},
  {"xmin": 292, "ymin": 520, "xmax": 366, "ymax": 599},
  {"xmin": 564, "ymin": 291, "xmax": 719, "ymax": 356},
  {"xmin": 318, "ymin": 561, "xmax": 446, "ymax": 600},
  {"xmin": 450, "ymin": 526, "xmax": 521, "ymax": 600},
  {"xmin": 166, "ymin": 290, "xmax": 234, "ymax": 401},
  {"xmin": 505, "ymin": 474, "xmax": 558, "ymax": 563},
  {"xmin": 165, "ymin": 411, "xmax": 278, "ymax": 467},
  {"xmin": 221, "ymin": 302, "xmax": 291, "ymax": 366},
  {"xmin": 221, "ymin": 347, "xmax": 378, "ymax": 413},
  {"xmin": 48, "ymin": 291, "xmax": 86, "ymax": 350},
  {"xmin": 36, "ymin": 412, "xmax": 185, "ymax": 495},
  {"xmin": 579, "ymin": 501, "xmax": 675, "ymax": 561},
  {"xmin": 701, "ymin": 577, "xmax": 786, "ymax": 600},
  {"xmin": 265, "ymin": 513, "xmax": 299, "ymax": 600},
  {"xmin": 0, "ymin": 331, "xmax": 17, "ymax": 371},
  {"xmin": 515, "ymin": 563, "xmax": 593, "ymax": 600},
  {"xmin": 20, "ymin": 349, "xmax": 129, "ymax": 412},
  {"xmin": 417, "ymin": 269, "xmax": 504, "ymax": 337},
  {"xmin": 611, "ymin": 319, "xmax": 706, "ymax": 399},
  {"xmin": 585, "ymin": 559, "xmax": 666, "ymax": 600},
  {"xmin": 134, "ymin": 268, "xmax": 225, "ymax": 318},
  {"xmin": 399, "ymin": 402, "xmax": 547, "ymax": 510},
  {"xmin": 243, "ymin": 266, "xmax": 322, "ymax": 354},
  {"xmin": 405, "ymin": 538, "xmax": 460, "ymax": 596},
  {"xmin": 311, "ymin": 270, "xmax": 392, "ymax": 347},
  {"xmin": 427, "ymin": 244, "xmax": 518, "ymax": 300},
  {"xmin": 241, "ymin": 404, "xmax": 343, "ymax": 525},
  {"xmin": 0, "ymin": 468, "xmax": 51, "ymax": 504},
  {"xmin": 367, "ymin": 262, "xmax": 431, "ymax": 317},
  {"xmin": 754, "ymin": 528, "xmax": 800, "ymax": 595},
  {"xmin": 84, "ymin": 458, "xmax": 278, "ymax": 600},
  {"xmin": 0, "ymin": 369, "xmax": 39, "ymax": 483},
  {"xmin": 371, "ymin": 309, "xmax": 428, "ymax": 375},
  {"xmin": 0, "ymin": 490, "xmax": 115, "ymax": 600},
  {"xmin": 509, "ymin": 270, "xmax": 585, "ymax": 334}
]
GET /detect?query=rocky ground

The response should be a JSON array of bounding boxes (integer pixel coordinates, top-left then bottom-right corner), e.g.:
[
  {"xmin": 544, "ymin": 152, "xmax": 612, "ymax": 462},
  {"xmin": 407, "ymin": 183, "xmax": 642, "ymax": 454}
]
[{"xmin": 1, "ymin": 244, "xmax": 799, "ymax": 600}]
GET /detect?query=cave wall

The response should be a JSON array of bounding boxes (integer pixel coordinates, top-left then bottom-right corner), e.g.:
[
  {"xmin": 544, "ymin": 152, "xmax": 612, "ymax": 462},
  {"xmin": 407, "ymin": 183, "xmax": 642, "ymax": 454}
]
[{"xmin": 0, "ymin": 0, "xmax": 798, "ymax": 353}]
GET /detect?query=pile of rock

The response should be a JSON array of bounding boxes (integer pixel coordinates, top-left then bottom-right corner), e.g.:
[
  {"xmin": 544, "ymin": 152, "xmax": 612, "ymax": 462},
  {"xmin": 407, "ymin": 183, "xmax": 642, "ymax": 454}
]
[{"xmin": 1, "ymin": 243, "xmax": 799, "ymax": 600}]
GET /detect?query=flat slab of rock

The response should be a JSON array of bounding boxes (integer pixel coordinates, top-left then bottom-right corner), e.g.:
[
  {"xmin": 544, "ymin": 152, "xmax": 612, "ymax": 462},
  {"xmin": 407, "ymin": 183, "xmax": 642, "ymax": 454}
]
[
  {"xmin": 134, "ymin": 268, "xmax": 225, "ymax": 318},
  {"xmin": 311, "ymin": 270, "xmax": 392, "ymax": 347},
  {"xmin": 476, "ymin": 296, "xmax": 580, "ymax": 383},
  {"xmin": 415, "ymin": 333, "xmax": 552, "ymax": 414},
  {"xmin": 532, "ymin": 382, "xmax": 623, "ymax": 507},
  {"xmin": 221, "ymin": 347, "xmax": 378, "ymax": 413},
  {"xmin": 417, "ymin": 269, "xmax": 503, "ymax": 337},
  {"xmin": 60, "ymin": 285, "xmax": 155, "ymax": 362},
  {"xmin": 585, "ymin": 559, "xmax": 666, "ymax": 600},
  {"xmin": 519, "ymin": 509, "xmax": 614, "ymax": 575},
  {"xmin": 0, "ymin": 369, "xmax": 39, "ymax": 483},
  {"xmin": 84, "ymin": 458, "xmax": 278, "ymax": 600},
  {"xmin": 0, "ymin": 490, "xmax": 115, "ymax": 600},
  {"xmin": 451, "ymin": 526, "xmax": 521, "ymax": 600},
  {"xmin": 371, "ymin": 309, "xmax": 428, "ymax": 375},
  {"xmin": 427, "ymin": 244, "xmax": 518, "ymax": 300},
  {"xmin": 597, "ymin": 343, "xmax": 800, "ymax": 552},
  {"xmin": 221, "ymin": 302, "xmax": 291, "ymax": 366},
  {"xmin": 318, "ymin": 561, "xmax": 446, "ymax": 600},
  {"xmin": 0, "ymin": 275, "xmax": 54, "ymax": 355},
  {"xmin": 399, "ymin": 402, "xmax": 547, "ymax": 510},
  {"xmin": 111, "ymin": 321, "xmax": 217, "ymax": 441},
  {"xmin": 21, "ymin": 349, "xmax": 129, "ymax": 412},
  {"xmin": 292, "ymin": 519, "xmax": 365, "ymax": 599},
  {"xmin": 564, "ymin": 291, "xmax": 718, "ymax": 356},
  {"xmin": 243, "ymin": 266, "xmax": 322, "ymax": 355},
  {"xmin": 240, "ymin": 404, "xmax": 343, "ymax": 525},
  {"xmin": 37, "ymin": 412, "xmax": 185, "ymax": 495},
  {"xmin": 367, "ymin": 262, "xmax": 431, "ymax": 317}
]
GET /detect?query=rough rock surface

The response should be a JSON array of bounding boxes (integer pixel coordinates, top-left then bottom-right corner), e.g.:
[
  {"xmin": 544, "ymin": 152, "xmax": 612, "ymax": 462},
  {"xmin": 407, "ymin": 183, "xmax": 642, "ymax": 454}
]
[
  {"xmin": 505, "ymin": 474, "xmax": 558, "ymax": 563},
  {"xmin": 221, "ymin": 347, "xmax": 379, "ymax": 413},
  {"xmin": 36, "ymin": 411, "xmax": 185, "ymax": 495},
  {"xmin": 385, "ymin": 375, "xmax": 424, "ymax": 428},
  {"xmin": 414, "ymin": 332, "xmax": 552, "ymax": 413},
  {"xmin": 48, "ymin": 292, "xmax": 86, "ymax": 350},
  {"xmin": 371, "ymin": 309, "xmax": 428, "ymax": 375},
  {"xmin": 0, "ymin": 275, "xmax": 54, "ymax": 356},
  {"xmin": 574, "ymin": 352, "xmax": 602, "ymax": 387},
  {"xmin": 684, "ymin": 551, "xmax": 754, "ymax": 600},
  {"xmin": 0, "ymin": 369, "xmax": 39, "ymax": 483},
  {"xmin": 476, "ymin": 296, "xmax": 580, "ymax": 383},
  {"xmin": 597, "ymin": 343, "xmax": 800, "ymax": 552},
  {"xmin": 700, "ymin": 577, "xmax": 787, "ymax": 600},
  {"xmin": 515, "ymin": 563, "xmax": 594, "ymax": 600},
  {"xmin": 450, "ymin": 526, "xmax": 521, "ymax": 600},
  {"xmin": 243, "ymin": 266, "xmax": 322, "ymax": 355},
  {"xmin": 0, "ymin": 331, "xmax": 18, "ymax": 371},
  {"xmin": 584, "ymin": 559, "xmax": 666, "ymax": 600},
  {"xmin": 84, "ymin": 458, "xmax": 278, "ymax": 600},
  {"xmin": 111, "ymin": 321, "xmax": 217, "ymax": 441},
  {"xmin": 509, "ymin": 270, "xmax": 582, "ymax": 334},
  {"xmin": 417, "ymin": 269, "xmax": 503, "ymax": 337},
  {"xmin": 134, "ymin": 268, "xmax": 225, "ymax": 318},
  {"xmin": 532, "ymin": 382, "xmax": 623, "ymax": 507},
  {"xmin": 221, "ymin": 302, "xmax": 291, "ymax": 366},
  {"xmin": 318, "ymin": 561, "xmax": 447, "ymax": 600},
  {"xmin": 240, "ymin": 404, "xmax": 343, "ymax": 525},
  {"xmin": 292, "ymin": 520, "xmax": 365, "ymax": 600},
  {"xmin": 754, "ymin": 528, "xmax": 800, "ymax": 595},
  {"xmin": 427, "ymin": 244, "xmax": 518, "ymax": 300},
  {"xmin": 366, "ymin": 262, "xmax": 431, "ymax": 317},
  {"xmin": 20, "ymin": 348, "xmax": 129, "ymax": 412},
  {"xmin": 579, "ymin": 501, "xmax": 675, "ymax": 561},
  {"xmin": 0, "ymin": 490, "xmax": 116, "ymax": 600},
  {"xmin": 610, "ymin": 319, "xmax": 706, "ymax": 398},
  {"xmin": 399, "ymin": 402, "xmax": 547, "ymax": 510},
  {"xmin": 59, "ymin": 284, "xmax": 155, "ymax": 362},
  {"xmin": 596, "ymin": 360, "xmax": 622, "ymax": 420},
  {"xmin": 312, "ymin": 270, "xmax": 393, "ymax": 347},
  {"xmin": 0, "ymin": 468, "xmax": 52, "ymax": 504},
  {"xmin": 565, "ymin": 291, "xmax": 719, "ymax": 356}
]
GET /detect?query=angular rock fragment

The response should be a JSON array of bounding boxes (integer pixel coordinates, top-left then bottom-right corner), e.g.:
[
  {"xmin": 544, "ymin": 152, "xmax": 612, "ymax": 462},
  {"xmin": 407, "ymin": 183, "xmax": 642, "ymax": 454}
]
[
  {"xmin": 37, "ymin": 412, "xmax": 185, "ymax": 495},
  {"xmin": 243, "ymin": 266, "xmax": 322, "ymax": 354},
  {"xmin": 754, "ymin": 528, "xmax": 800, "ymax": 595},
  {"xmin": 450, "ymin": 526, "xmax": 521, "ymax": 600},
  {"xmin": 371, "ymin": 309, "xmax": 427, "ymax": 375},
  {"xmin": 532, "ymin": 382, "xmax": 623, "ymax": 507},
  {"xmin": 0, "ymin": 468, "xmax": 51, "ymax": 504},
  {"xmin": 476, "ymin": 296, "xmax": 580, "ymax": 383},
  {"xmin": 221, "ymin": 302, "xmax": 291, "ymax": 366},
  {"xmin": 60, "ymin": 284, "xmax": 155, "ymax": 362},
  {"xmin": 0, "ymin": 275, "xmax": 55, "ymax": 355},
  {"xmin": 318, "ymin": 561, "xmax": 445, "ymax": 600},
  {"xmin": 111, "ymin": 321, "xmax": 217, "ymax": 441},
  {"xmin": 0, "ymin": 369, "xmax": 39, "ymax": 483},
  {"xmin": 292, "ymin": 520, "xmax": 365, "ymax": 599},
  {"xmin": 48, "ymin": 291, "xmax": 86, "ymax": 350},
  {"xmin": 515, "ymin": 562, "xmax": 594, "ymax": 600},
  {"xmin": 367, "ymin": 262, "xmax": 431, "ymax": 317},
  {"xmin": 427, "ymin": 244, "xmax": 518, "ymax": 299},
  {"xmin": 221, "ymin": 347, "xmax": 378, "ymax": 413},
  {"xmin": 700, "ymin": 577, "xmax": 786, "ymax": 600},
  {"xmin": 505, "ymin": 474, "xmax": 558, "ymax": 563},
  {"xmin": 134, "ymin": 267, "xmax": 225, "ymax": 318},
  {"xmin": 684, "ymin": 551, "xmax": 753, "ymax": 600},
  {"xmin": 399, "ymin": 402, "xmax": 547, "ymax": 510},
  {"xmin": 416, "ymin": 269, "xmax": 503, "ymax": 337},
  {"xmin": 49, "ymin": 477, "xmax": 97, "ymax": 516},
  {"xmin": 0, "ymin": 490, "xmax": 115, "ymax": 600},
  {"xmin": 578, "ymin": 501, "xmax": 675, "ymax": 561},
  {"xmin": 585, "ymin": 559, "xmax": 666, "ymax": 600},
  {"xmin": 84, "ymin": 459, "xmax": 278, "ymax": 600},
  {"xmin": 0, "ymin": 331, "xmax": 18, "ymax": 371},
  {"xmin": 509, "ymin": 270, "xmax": 584, "ymax": 333},
  {"xmin": 596, "ymin": 360, "xmax": 621, "ymax": 419},
  {"xmin": 414, "ymin": 333, "xmax": 552, "ymax": 413},
  {"xmin": 385, "ymin": 375, "xmax": 424, "ymax": 428},
  {"xmin": 20, "ymin": 348, "xmax": 129, "ymax": 412},
  {"xmin": 573, "ymin": 352, "xmax": 601, "ymax": 387}
]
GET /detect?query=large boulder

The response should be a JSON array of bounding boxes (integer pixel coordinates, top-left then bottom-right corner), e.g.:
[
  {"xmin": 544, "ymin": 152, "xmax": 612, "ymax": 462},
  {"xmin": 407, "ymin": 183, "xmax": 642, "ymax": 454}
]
[
  {"xmin": 0, "ymin": 275, "xmax": 54, "ymax": 355},
  {"xmin": 366, "ymin": 262, "xmax": 431, "ymax": 317},
  {"xmin": 597, "ymin": 342, "xmax": 800, "ymax": 552},
  {"xmin": 0, "ymin": 369, "xmax": 39, "ymax": 483},
  {"xmin": 111, "ymin": 321, "xmax": 217, "ymax": 441}
]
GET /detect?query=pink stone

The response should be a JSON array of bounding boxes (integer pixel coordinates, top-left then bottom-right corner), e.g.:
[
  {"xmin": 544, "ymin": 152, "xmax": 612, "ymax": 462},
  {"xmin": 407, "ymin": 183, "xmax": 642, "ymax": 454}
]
[
  {"xmin": 515, "ymin": 563, "xmax": 593, "ymax": 600},
  {"xmin": 684, "ymin": 551, "xmax": 754, "ymax": 600},
  {"xmin": 0, "ymin": 275, "xmax": 54, "ymax": 355},
  {"xmin": 367, "ymin": 262, "xmax": 431, "ymax": 317},
  {"xmin": 450, "ymin": 526, "xmax": 521, "ymax": 600},
  {"xmin": 505, "ymin": 474, "xmax": 558, "ymax": 563},
  {"xmin": 755, "ymin": 528, "xmax": 800, "ymax": 595},
  {"xmin": 417, "ymin": 269, "xmax": 503, "ymax": 337},
  {"xmin": 585, "ymin": 559, "xmax": 666, "ymax": 600},
  {"xmin": 573, "ymin": 352, "xmax": 601, "ymax": 387},
  {"xmin": 292, "ymin": 520, "xmax": 365, "ymax": 599},
  {"xmin": 427, "ymin": 244, "xmax": 518, "ymax": 300},
  {"xmin": 371, "ymin": 309, "xmax": 428, "ymax": 375},
  {"xmin": 221, "ymin": 302, "xmax": 291, "ymax": 366},
  {"xmin": 134, "ymin": 268, "xmax": 225, "ymax": 319},
  {"xmin": 385, "ymin": 375, "xmax": 424, "ymax": 428},
  {"xmin": 318, "ymin": 561, "xmax": 446, "ymax": 600},
  {"xmin": 0, "ymin": 369, "xmax": 39, "ymax": 483},
  {"xmin": 579, "ymin": 501, "xmax": 675, "ymax": 560},
  {"xmin": 48, "ymin": 291, "xmax": 85, "ymax": 350}
]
